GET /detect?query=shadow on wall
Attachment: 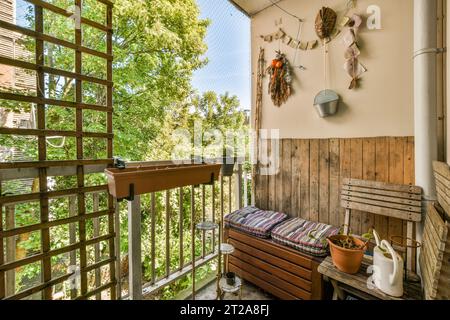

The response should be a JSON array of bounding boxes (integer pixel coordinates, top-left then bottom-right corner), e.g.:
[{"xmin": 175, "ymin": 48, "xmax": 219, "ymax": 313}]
[{"xmin": 317, "ymin": 98, "xmax": 350, "ymax": 124}]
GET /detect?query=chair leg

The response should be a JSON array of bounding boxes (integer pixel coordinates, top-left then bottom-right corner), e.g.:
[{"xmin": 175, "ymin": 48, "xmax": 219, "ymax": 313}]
[{"xmin": 330, "ymin": 279, "xmax": 346, "ymax": 300}]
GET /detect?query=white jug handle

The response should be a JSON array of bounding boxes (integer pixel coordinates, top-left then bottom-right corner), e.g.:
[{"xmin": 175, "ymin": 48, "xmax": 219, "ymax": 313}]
[
  {"xmin": 372, "ymin": 229, "xmax": 381, "ymax": 247},
  {"xmin": 381, "ymin": 240, "xmax": 399, "ymax": 285}
]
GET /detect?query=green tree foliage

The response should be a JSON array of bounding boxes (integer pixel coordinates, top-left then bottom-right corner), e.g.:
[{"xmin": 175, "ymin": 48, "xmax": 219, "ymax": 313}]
[
  {"xmin": 0, "ymin": 0, "xmax": 248, "ymax": 299},
  {"xmin": 154, "ymin": 91, "xmax": 247, "ymax": 160},
  {"xmin": 112, "ymin": 0, "xmax": 209, "ymax": 160}
]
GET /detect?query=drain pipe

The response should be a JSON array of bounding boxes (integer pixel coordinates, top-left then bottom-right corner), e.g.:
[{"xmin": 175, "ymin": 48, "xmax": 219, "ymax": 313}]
[{"xmin": 413, "ymin": 0, "xmax": 438, "ymax": 272}]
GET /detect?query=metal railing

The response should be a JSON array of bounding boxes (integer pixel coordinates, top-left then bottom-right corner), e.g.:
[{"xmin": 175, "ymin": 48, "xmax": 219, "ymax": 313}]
[
  {"xmin": 116, "ymin": 161, "xmax": 250, "ymax": 300},
  {"xmin": 0, "ymin": 160, "xmax": 251, "ymax": 300}
]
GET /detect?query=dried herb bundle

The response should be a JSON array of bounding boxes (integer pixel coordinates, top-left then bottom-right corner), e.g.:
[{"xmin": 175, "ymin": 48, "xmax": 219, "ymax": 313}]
[{"xmin": 266, "ymin": 52, "xmax": 292, "ymax": 107}]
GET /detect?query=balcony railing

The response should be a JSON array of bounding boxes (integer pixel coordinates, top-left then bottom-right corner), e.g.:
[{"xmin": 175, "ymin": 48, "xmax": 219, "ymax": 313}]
[
  {"xmin": 0, "ymin": 160, "xmax": 251, "ymax": 300},
  {"xmin": 114, "ymin": 160, "xmax": 249, "ymax": 300}
]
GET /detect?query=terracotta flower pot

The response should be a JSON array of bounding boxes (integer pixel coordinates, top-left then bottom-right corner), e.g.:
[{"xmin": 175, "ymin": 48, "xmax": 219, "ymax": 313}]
[{"xmin": 327, "ymin": 235, "xmax": 367, "ymax": 274}]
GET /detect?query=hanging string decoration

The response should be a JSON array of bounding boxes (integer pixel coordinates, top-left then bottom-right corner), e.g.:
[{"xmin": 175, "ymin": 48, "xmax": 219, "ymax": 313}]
[
  {"xmin": 342, "ymin": 15, "xmax": 367, "ymax": 89},
  {"xmin": 266, "ymin": 51, "xmax": 292, "ymax": 107},
  {"xmin": 260, "ymin": 28, "xmax": 318, "ymax": 51}
]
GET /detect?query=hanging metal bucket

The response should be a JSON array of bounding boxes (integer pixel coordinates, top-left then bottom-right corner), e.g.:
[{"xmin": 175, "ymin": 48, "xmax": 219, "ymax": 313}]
[{"xmin": 314, "ymin": 90, "xmax": 340, "ymax": 118}]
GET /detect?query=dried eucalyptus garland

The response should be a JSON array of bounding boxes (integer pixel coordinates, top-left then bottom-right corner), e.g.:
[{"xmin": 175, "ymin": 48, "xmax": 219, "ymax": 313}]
[{"xmin": 266, "ymin": 51, "xmax": 292, "ymax": 107}]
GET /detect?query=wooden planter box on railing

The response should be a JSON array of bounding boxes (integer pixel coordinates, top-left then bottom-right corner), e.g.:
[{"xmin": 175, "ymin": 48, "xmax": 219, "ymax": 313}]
[{"xmin": 105, "ymin": 163, "xmax": 221, "ymax": 200}]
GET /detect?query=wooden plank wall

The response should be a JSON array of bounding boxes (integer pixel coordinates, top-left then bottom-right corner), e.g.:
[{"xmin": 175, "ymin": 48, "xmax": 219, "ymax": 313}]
[{"xmin": 255, "ymin": 137, "xmax": 415, "ymax": 241}]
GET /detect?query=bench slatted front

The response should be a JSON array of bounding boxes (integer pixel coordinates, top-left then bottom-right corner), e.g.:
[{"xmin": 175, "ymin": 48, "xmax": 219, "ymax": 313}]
[
  {"xmin": 341, "ymin": 178, "xmax": 422, "ymax": 271},
  {"xmin": 224, "ymin": 228, "xmax": 324, "ymax": 300}
]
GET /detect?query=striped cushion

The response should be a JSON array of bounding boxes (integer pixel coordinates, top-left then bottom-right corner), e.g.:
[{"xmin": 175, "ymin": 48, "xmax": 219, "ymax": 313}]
[
  {"xmin": 224, "ymin": 206, "xmax": 288, "ymax": 238},
  {"xmin": 271, "ymin": 218, "xmax": 339, "ymax": 256}
]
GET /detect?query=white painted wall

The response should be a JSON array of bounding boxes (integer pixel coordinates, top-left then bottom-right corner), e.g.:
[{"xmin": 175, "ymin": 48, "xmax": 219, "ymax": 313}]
[{"xmin": 251, "ymin": 0, "xmax": 414, "ymax": 138}]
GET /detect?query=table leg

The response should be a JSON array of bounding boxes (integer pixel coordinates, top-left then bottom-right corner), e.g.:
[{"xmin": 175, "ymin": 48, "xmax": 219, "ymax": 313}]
[{"xmin": 330, "ymin": 279, "xmax": 346, "ymax": 300}]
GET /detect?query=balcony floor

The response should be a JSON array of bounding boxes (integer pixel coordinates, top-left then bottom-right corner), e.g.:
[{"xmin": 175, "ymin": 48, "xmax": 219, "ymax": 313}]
[{"xmin": 196, "ymin": 279, "xmax": 275, "ymax": 300}]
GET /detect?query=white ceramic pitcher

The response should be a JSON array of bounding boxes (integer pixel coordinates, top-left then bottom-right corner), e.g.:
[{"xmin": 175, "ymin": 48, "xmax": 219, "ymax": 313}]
[{"xmin": 373, "ymin": 234, "xmax": 404, "ymax": 297}]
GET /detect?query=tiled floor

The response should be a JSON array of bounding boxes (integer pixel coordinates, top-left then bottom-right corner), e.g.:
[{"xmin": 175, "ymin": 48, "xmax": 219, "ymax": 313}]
[{"xmin": 196, "ymin": 279, "xmax": 274, "ymax": 300}]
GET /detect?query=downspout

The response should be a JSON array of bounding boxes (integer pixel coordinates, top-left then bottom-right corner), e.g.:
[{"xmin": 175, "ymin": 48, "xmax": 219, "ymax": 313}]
[{"xmin": 413, "ymin": 0, "xmax": 438, "ymax": 271}]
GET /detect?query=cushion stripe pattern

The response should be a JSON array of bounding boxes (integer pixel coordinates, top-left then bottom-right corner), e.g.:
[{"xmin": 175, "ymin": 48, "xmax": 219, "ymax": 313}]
[
  {"xmin": 224, "ymin": 206, "xmax": 288, "ymax": 238},
  {"xmin": 271, "ymin": 218, "xmax": 339, "ymax": 256}
]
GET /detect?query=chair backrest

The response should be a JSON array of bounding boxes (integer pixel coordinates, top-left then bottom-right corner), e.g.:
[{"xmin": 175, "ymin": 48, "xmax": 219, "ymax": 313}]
[
  {"xmin": 341, "ymin": 178, "xmax": 423, "ymax": 271},
  {"xmin": 341, "ymin": 178, "xmax": 422, "ymax": 223},
  {"xmin": 420, "ymin": 161, "xmax": 450, "ymax": 300},
  {"xmin": 420, "ymin": 202, "xmax": 449, "ymax": 300},
  {"xmin": 433, "ymin": 161, "xmax": 450, "ymax": 220}
]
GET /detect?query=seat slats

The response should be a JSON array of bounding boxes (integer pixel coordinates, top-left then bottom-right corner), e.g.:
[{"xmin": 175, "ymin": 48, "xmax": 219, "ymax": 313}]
[
  {"xmin": 341, "ymin": 185, "xmax": 422, "ymax": 200},
  {"xmin": 342, "ymin": 178, "xmax": 422, "ymax": 194},
  {"xmin": 341, "ymin": 178, "xmax": 422, "ymax": 222},
  {"xmin": 341, "ymin": 194, "xmax": 421, "ymax": 213},
  {"xmin": 341, "ymin": 200, "xmax": 422, "ymax": 222}
]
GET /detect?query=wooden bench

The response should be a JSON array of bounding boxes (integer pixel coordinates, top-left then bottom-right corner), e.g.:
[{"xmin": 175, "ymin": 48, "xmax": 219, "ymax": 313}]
[{"xmin": 224, "ymin": 228, "xmax": 324, "ymax": 300}]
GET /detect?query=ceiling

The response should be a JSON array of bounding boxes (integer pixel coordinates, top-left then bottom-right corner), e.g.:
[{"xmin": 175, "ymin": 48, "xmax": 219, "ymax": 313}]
[{"xmin": 228, "ymin": 0, "xmax": 282, "ymax": 17}]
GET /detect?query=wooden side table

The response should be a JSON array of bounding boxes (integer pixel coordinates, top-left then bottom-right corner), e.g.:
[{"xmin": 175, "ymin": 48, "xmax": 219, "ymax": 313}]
[{"xmin": 318, "ymin": 256, "xmax": 423, "ymax": 300}]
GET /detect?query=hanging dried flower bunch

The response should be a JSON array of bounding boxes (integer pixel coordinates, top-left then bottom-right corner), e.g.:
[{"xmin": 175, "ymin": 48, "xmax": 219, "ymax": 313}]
[
  {"xmin": 266, "ymin": 51, "xmax": 292, "ymax": 107},
  {"xmin": 342, "ymin": 15, "xmax": 367, "ymax": 89},
  {"xmin": 315, "ymin": 7, "xmax": 337, "ymax": 41}
]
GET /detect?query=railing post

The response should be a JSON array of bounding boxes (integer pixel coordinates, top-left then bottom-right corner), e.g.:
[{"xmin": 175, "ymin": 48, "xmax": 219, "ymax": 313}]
[
  {"xmin": 128, "ymin": 195, "xmax": 142, "ymax": 300},
  {"xmin": 243, "ymin": 169, "xmax": 248, "ymax": 207},
  {"xmin": 92, "ymin": 193, "xmax": 101, "ymax": 300},
  {"xmin": 69, "ymin": 196, "xmax": 77, "ymax": 299},
  {"xmin": 5, "ymin": 205, "xmax": 15, "ymax": 297},
  {"xmin": 234, "ymin": 164, "xmax": 243, "ymax": 210},
  {"xmin": 151, "ymin": 192, "xmax": 156, "ymax": 283},
  {"xmin": 165, "ymin": 190, "xmax": 170, "ymax": 278},
  {"xmin": 191, "ymin": 185, "xmax": 196, "ymax": 300},
  {"xmin": 114, "ymin": 199, "xmax": 122, "ymax": 299}
]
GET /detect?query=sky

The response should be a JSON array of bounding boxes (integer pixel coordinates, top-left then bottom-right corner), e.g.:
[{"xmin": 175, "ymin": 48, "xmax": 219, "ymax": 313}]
[
  {"xmin": 192, "ymin": 0, "xmax": 251, "ymax": 110},
  {"xmin": 13, "ymin": 0, "xmax": 252, "ymax": 109}
]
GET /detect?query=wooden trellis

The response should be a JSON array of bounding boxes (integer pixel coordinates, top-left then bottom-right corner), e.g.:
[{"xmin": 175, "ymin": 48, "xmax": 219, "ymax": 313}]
[{"xmin": 0, "ymin": 0, "xmax": 116, "ymax": 300}]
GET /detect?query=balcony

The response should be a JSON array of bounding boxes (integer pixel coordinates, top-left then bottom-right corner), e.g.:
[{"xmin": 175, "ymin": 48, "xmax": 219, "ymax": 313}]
[{"xmin": 0, "ymin": 0, "xmax": 449, "ymax": 304}]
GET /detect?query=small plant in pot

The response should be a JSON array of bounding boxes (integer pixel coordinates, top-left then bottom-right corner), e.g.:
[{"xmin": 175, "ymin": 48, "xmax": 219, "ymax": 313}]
[
  {"xmin": 225, "ymin": 272, "xmax": 236, "ymax": 286},
  {"xmin": 327, "ymin": 227, "xmax": 373, "ymax": 274},
  {"xmin": 220, "ymin": 147, "xmax": 236, "ymax": 177}
]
